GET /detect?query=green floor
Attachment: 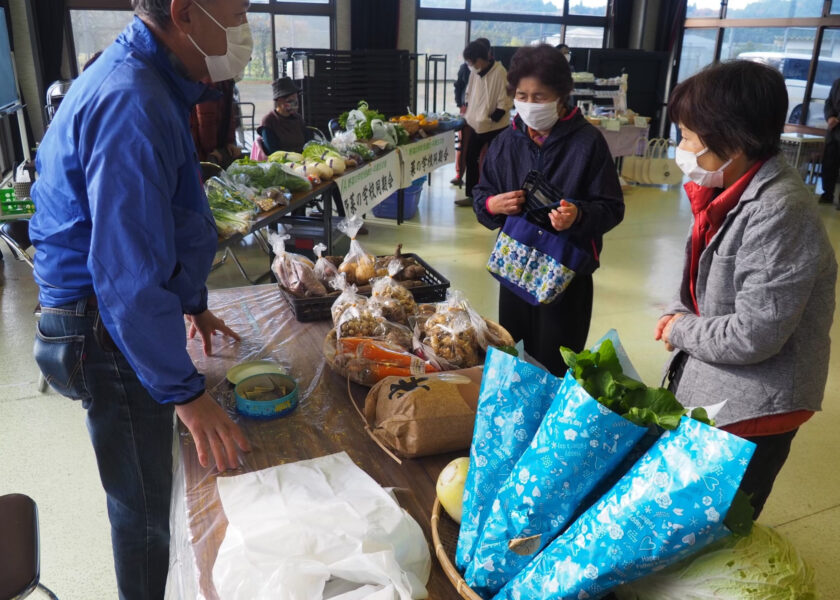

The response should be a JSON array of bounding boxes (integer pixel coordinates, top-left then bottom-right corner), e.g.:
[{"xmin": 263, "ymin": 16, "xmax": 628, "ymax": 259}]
[{"xmin": 2, "ymin": 163, "xmax": 840, "ymax": 598}]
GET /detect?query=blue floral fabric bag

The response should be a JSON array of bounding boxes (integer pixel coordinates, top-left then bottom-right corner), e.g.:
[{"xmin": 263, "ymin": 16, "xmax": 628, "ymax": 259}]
[
  {"xmin": 494, "ymin": 417, "xmax": 756, "ymax": 600},
  {"xmin": 455, "ymin": 348, "xmax": 562, "ymax": 572},
  {"xmin": 464, "ymin": 371, "xmax": 649, "ymax": 596},
  {"xmin": 486, "ymin": 215, "xmax": 597, "ymax": 307}
]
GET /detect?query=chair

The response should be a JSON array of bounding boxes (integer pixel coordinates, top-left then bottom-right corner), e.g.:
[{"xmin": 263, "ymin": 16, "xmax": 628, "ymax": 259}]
[
  {"xmin": 0, "ymin": 220, "xmax": 33, "ymax": 267},
  {"xmin": 0, "ymin": 221, "xmax": 48, "ymax": 394},
  {"xmin": 0, "ymin": 494, "xmax": 59, "ymax": 600}
]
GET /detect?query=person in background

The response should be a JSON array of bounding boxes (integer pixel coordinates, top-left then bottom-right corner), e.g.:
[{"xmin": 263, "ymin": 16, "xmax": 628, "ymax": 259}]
[
  {"xmin": 452, "ymin": 37, "xmax": 491, "ymax": 188},
  {"xmin": 819, "ymin": 76, "xmax": 840, "ymax": 207},
  {"xmin": 458, "ymin": 39, "xmax": 512, "ymax": 207},
  {"xmin": 556, "ymin": 43, "xmax": 574, "ymax": 71},
  {"xmin": 472, "ymin": 44, "xmax": 624, "ymax": 374},
  {"xmin": 190, "ymin": 77, "xmax": 241, "ymax": 167},
  {"xmin": 657, "ymin": 60, "xmax": 836, "ymax": 519},
  {"xmin": 258, "ymin": 76, "xmax": 311, "ymax": 155},
  {"xmin": 28, "ymin": 1, "xmax": 253, "ymax": 597}
]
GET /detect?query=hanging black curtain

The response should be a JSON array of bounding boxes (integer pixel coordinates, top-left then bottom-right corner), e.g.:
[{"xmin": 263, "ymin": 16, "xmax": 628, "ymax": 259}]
[
  {"xmin": 351, "ymin": 0, "xmax": 399, "ymax": 50},
  {"xmin": 32, "ymin": 0, "xmax": 66, "ymax": 86}
]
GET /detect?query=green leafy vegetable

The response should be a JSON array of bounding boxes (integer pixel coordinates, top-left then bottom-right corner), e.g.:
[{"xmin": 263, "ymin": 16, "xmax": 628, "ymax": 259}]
[
  {"xmin": 340, "ymin": 100, "xmax": 385, "ymax": 140},
  {"xmin": 613, "ymin": 523, "xmax": 816, "ymax": 600},
  {"xmin": 723, "ymin": 489, "xmax": 755, "ymax": 537},
  {"xmin": 560, "ymin": 340, "xmax": 713, "ymax": 430},
  {"xmin": 227, "ymin": 159, "xmax": 311, "ymax": 193}
]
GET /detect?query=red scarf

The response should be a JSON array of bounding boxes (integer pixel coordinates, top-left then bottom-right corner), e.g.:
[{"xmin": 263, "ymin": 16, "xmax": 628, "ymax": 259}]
[{"xmin": 684, "ymin": 160, "xmax": 764, "ymax": 314}]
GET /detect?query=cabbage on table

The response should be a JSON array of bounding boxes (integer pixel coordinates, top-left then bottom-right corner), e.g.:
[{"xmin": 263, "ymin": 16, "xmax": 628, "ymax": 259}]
[{"xmin": 613, "ymin": 523, "xmax": 817, "ymax": 600}]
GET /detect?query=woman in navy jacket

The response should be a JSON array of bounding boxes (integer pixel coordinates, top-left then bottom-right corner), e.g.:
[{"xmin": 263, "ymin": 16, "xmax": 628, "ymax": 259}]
[{"xmin": 472, "ymin": 44, "xmax": 624, "ymax": 374}]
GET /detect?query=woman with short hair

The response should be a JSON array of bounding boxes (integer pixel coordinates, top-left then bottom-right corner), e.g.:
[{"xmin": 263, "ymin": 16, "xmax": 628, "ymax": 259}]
[
  {"xmin": 472, "ymin": 44, "xmax": 624, "ymax": 375},
  {"xmin": 657, "ymin": 60, "xmax": 837, "ymax": 518}
]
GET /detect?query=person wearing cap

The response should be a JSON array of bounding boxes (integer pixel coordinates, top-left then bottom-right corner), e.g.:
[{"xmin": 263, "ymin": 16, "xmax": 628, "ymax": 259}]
[{"xmin": 258, "ymin": 76, "xmax": 311, "ymax": 154}]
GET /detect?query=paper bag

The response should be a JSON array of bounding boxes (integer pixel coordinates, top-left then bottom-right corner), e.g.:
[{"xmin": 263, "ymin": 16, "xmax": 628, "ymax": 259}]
[{"xmin": 364, "ymin": 367, "xmax": 483, "ymax": 458}]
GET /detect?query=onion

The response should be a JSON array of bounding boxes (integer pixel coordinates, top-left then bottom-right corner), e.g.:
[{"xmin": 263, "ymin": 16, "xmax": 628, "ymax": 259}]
[{"xmin": 436, "ymin": 457, "xmax": 469, "ymax": 523}]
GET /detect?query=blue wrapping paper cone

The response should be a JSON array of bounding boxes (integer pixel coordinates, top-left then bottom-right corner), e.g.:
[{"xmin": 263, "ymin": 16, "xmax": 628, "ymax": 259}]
[
  {"xmin": 465, "ymin": 372, "xmax": 649, "ymax": 596},
  {"xmin": 495, "ymin": 417, "xmax": 756, "ymax": 600},
  {"xmin": 456, "ymin": 348, "xmax": 562, "ymax": 572}
]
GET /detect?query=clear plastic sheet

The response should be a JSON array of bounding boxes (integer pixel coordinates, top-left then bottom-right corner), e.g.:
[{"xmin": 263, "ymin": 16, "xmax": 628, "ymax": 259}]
[{"xmin": 165, "ymin": 285, "xmax": 462, "ymax": 599}]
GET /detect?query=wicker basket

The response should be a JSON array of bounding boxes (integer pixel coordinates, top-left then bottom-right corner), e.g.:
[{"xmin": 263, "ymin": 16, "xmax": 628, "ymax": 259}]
[
  {"xmin": 431, "ymin": 498, "xmax": 483, "ymax": 600},
  {"xmin": 400, "ymin": 119, "xmax": 421, "ymax": 135}
]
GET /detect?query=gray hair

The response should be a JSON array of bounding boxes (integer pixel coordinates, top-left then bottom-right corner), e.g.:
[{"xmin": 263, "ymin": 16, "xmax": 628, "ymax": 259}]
[{"xmin": 130, "ymin": 0, "xmax": 172, "ymax": 28}]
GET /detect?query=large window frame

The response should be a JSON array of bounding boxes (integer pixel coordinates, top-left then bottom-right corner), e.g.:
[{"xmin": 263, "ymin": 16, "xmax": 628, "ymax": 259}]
[
  {"xmin": 416, "ymin": 0, "xmax": 613, "ymax": 50},
  {"xmin": 64, "ymin": 0, "xmax": 336, "ymax": 80},
  {"xmin": 677, "ymin": 0, "xmax": 840, "ymax": 133}
]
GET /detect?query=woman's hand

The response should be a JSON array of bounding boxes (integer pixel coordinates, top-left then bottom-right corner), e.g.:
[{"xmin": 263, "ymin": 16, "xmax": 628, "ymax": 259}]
[
  {"xmin": 654, "ymin": 313, "xmax": 684, "ymax": 352},
  {"xmin": 186, "ymin": 310, "xmax": 241, "ymax": 356},
  {"xmin": 488, "ymin": 190, "xmax": 526, "ymax": 215},
  {"xmin": 548, "ymin": 200, "xmax": 578, "ymax": 232}
]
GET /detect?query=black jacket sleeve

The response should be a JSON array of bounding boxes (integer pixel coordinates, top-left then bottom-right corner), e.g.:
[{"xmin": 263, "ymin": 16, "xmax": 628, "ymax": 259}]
[
  {"xmin": 472, "ymin": 136, "xmax": 509, "ymax": 230},
  {"xmin": 569, "ymin": 135, "xmax": 625, "ymax": 251},
  {"xmin": 454, "ymin": 63, "xmax": 470, "ymax": 108}
]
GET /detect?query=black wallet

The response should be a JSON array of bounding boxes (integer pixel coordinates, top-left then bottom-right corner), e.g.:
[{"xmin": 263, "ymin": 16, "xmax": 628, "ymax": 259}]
[{"xmin": 521, "ymin": 170, "xmax": 565, "ymax": 229}]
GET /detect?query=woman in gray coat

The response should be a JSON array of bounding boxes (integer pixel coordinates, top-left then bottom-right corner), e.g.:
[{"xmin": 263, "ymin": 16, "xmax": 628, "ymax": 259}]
[{"xmin": 656, "ymin": 60, "xmax": 837, "ymax": 518}]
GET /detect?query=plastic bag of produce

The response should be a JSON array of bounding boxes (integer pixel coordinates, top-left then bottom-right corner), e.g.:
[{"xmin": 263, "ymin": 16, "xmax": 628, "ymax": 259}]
[
  {"xmin": 465, "ymin": 370, "xmax": 649, "ymax": 596},
  {"xmin": 455, "ymin": 348, "xmax": 562, "ymax": 572},
  {"xmin": 416, "ymin": 290, "xmax": 492, "ymax": 370},
  {"xmin": 313, "ymin": 243, "xmax": 339, "ymax": 286},
  {"xmin": 370, "ymin": 261, "xmax": 418, "ymax": 325},
  {"xmin": 337, "ymin": 215, "xmax": 377, "ymax": 286},
  {"xmin": 613, "ymin": 523, "xmax": 816, "ymax": 600},
  {"xmin": 364, "ymin": 367, "xmax": 483, "ymax": 458},
  {"xmin": 269, "ymin": 228, "xmax": 326, "ymax": 298},
  {"xmin": 204, "ymin": 176, "xmax": 257, "ymax": 238},
  {"xmin": 330, "ymin": 273, "xmax": 367, "ymax": 325},
  {"xmin": 495, "ymin": 416, "xmax": 756, "ymax": 600}
]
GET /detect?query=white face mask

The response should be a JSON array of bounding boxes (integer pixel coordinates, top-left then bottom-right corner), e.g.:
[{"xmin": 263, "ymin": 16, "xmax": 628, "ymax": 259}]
[
  {"xmin": 514, "ymin": 99, "xmax": 561, "ymax": 132},
  {"xmin": 467, "ymin": 64, "xmax": 478, "ymax": 74},
  {"xmin": 188, "ymin": 2, "xmax": 253, "ymax": 82},
  {"xmin": 675, "ymin": 146, "xmax": 732, "ymax": 188}
]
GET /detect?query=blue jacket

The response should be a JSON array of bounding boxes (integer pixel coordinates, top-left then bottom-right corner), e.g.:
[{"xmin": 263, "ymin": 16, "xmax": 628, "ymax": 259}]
[
  {"xmin": 29, "ymin": 17, "xmax": 218, "ymax": 404},
  {"xmin": 472, "ymin": 111, "xmax": 624, "ymax": 260}
]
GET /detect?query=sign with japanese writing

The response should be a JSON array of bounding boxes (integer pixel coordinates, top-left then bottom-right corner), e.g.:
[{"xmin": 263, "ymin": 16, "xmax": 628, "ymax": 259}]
[
  {"xmin": 397, "ymin": 130, "xmax": 456, "ymax": 188},
  {"xmin": 335, "ymin": 149, "xmax": 401, "ymax": 215}
]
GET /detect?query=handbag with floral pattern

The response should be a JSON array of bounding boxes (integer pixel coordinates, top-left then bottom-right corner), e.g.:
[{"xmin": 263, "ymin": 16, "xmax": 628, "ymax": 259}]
[{"xmin": 486, "ymin": 215, "xmax": 596, "ymax": 306}]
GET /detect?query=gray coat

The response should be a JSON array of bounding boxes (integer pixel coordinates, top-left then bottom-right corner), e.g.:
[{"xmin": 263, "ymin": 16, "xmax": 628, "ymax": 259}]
[{"xmin": 664, "ymin": 155, "xmax": 837, "ymax": 427}]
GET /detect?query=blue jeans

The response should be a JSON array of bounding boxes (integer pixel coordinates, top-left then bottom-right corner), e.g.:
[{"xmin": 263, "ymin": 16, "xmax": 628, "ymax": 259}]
[{"xmin": 34, "ymin": 298, "xmax": 174, "ymax": 600}]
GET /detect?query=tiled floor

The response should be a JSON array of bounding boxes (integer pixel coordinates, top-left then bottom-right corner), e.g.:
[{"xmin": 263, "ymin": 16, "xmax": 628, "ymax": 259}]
[{"xmin": 2, "ymin": 163, "xmax": 839, "ymax": 598}]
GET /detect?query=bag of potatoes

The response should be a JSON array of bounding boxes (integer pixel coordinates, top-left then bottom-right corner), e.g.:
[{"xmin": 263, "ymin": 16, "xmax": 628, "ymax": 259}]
[
  {"xmin": 363, "ymin": 366, "xmax": 483, "ymax": 458},
  {"xmin": 337, "ymin": 214, "xmax": 376, "ymax": 286}
]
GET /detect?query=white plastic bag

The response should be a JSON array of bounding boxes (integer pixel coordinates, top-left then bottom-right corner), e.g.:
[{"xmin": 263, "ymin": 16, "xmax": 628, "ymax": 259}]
[{"xmin": 212, "ymin": 452, "xmax": 431, "ymax": 600}]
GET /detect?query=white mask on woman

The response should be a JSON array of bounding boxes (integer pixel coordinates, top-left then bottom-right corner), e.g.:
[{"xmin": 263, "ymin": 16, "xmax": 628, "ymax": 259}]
[
  {"xmin": 675, "ymin": 146, "xmax": 732, "ymax": 188},
  {"xmin": 188, "ymin": 2, "xmax": 253, "ymax": 82},
  {"xmin": 514, "ymin": 99, "xmax": 561, "ymax": 132}
]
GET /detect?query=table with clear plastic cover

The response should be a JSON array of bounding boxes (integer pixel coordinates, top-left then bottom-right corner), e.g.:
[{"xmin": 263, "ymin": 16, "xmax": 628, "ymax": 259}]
[{"xmin": 165, "ymin": 284, "xmax": 462, "ymax": 599}]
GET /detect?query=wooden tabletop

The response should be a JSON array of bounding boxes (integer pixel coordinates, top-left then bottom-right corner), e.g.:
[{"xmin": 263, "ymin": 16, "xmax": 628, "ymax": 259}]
[{"xmin": 173, "ymin": 285, "xmax": 463, "ymax": 599}]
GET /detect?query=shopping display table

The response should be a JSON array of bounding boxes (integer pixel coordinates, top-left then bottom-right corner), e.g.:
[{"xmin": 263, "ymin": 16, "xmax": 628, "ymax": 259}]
[{"xmin": 167, "ymin": 284, "xmax": 463, "ymax": 599}]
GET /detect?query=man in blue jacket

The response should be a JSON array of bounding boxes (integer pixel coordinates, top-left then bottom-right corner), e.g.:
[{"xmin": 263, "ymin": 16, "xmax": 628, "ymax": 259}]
[{"xmin": 29, "ymin": 1, "xmax": 252, "ymax": 597}]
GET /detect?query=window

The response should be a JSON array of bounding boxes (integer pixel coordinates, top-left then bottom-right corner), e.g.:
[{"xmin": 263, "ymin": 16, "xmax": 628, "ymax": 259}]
[
  {"xmin": 420, "ymin": 0, "xmax": 466, "ymax": 7},
  {"xmin": 686, "ymin": 0, "xmax": 722, "ymax": 18},
  {"xmin": 69, "ymin": 10, "xmax": 132, "ymax": 72},
  {"xmin": 417, "ymin": 19, "xmax": 467, "ymax": 112},
  {"xmin": 725, "ymin": 0, "xmax": 823, "ymax": 19},
  {"xmin": 568, "ymin": 0, "xmax": 608, "ymax": 17},
  {"xmin": 275, "ymin": 14, "xmax": 331, "ymax": 49},
  {"xmin": 564, "ymin": 26, "xmax": 604, "ymax": 48},
  {"xmin": 469, "ymin": 0, "xmax": 562, "ymax": 16},
  {"xmin": 470, "ymin": 20, "xmax": 561, "ymax": 47},
  {"xmin": 676, "ymin": 29, "xmax": 716, "ymax": 82}
]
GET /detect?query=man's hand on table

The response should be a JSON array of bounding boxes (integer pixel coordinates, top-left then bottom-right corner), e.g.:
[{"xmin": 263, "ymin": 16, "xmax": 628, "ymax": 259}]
[
  {"xmin": 176, "ymin": 392, "xmax": 251, "ymax": 471},
  {"xmin": 187, "ymin": 309, "xmax": 241, "ymax": 356}
]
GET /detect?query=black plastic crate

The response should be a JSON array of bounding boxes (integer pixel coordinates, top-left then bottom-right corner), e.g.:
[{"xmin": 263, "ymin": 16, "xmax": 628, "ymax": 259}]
[{"xmin": 279, "ymin": 253, "xmax": 450, "ymax": 322}]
